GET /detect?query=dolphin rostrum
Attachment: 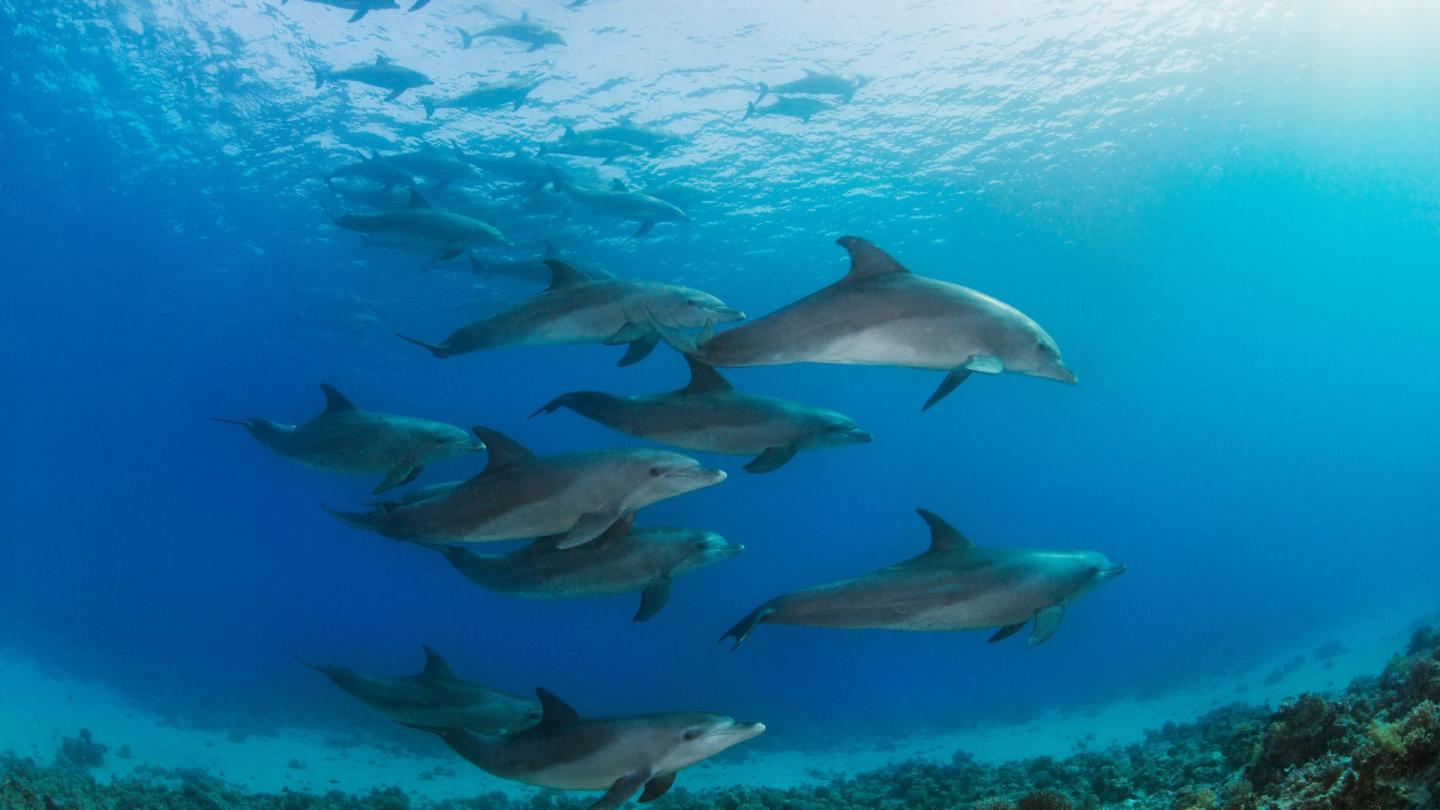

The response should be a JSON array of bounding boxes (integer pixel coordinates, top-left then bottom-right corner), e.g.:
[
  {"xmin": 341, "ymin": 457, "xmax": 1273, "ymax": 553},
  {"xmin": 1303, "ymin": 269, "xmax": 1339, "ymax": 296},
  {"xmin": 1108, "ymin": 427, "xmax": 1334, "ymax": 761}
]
[
  {"xmin": 422, "ymin": 75, "xmax": 545, "ymax": 119},
  {"xmin": 401, "ymin": 689, "xmax": 764, "ymax": 809},
  {"xmin": 213, "ymin": 383, "xmax": 483, "ymax": 494},
  {"xmin": 300, "ymin": 646, "xmax": 540, "ymax": 734},
  {"xmin": 550, "ymin": 174, "xmax": 690, "ymax": 237},
  {"xmin": 533, "ymin": 355, "xmax": 871, "ymax": 473},
  {"xmin": 458, "ymin": 12, "xmax": 566, "ymax": 51},
  {"xmin": 326, "ymin": 427, "xmax": 726, "ymax": 549},
  {"xmin": 328, "ymin": 189, "xmax": 507, "ymax": 261},
  {"xmin": 397, "ymin": 259, "xmax": 742, "ymax": 366},
  {"xmin": 722, "ymin": 509, "xmax": 1124, "ymax": 650},
  {"xmin": 756, "ymin": 69, "xmax": 867, "ymax": 103},
  {"xmin": 420, "ymin": 513, "xmax": 743, "ymax": 621},
  {"xmin": 313, "ymin": 55, "xmax": 431, "ymax": 101},
  {"xmin": 659, "ymin": 236, "xmax": 1075, "ymax": 410}
]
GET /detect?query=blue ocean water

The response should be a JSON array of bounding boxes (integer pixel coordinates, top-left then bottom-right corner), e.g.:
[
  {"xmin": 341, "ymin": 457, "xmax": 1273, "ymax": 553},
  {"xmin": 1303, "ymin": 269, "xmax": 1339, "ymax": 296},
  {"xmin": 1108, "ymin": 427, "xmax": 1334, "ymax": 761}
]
[{"xmin": 2, "ymin": 0, "xmax": 1439, "ymax": 788}]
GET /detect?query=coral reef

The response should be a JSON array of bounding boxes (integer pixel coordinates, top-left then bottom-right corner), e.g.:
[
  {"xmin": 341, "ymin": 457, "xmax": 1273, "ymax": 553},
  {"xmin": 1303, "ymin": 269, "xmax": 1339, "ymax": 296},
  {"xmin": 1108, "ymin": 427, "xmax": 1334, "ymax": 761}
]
[{"xmin": 4, "ymin": 627, "xmax": 1440, "ymax": 809}]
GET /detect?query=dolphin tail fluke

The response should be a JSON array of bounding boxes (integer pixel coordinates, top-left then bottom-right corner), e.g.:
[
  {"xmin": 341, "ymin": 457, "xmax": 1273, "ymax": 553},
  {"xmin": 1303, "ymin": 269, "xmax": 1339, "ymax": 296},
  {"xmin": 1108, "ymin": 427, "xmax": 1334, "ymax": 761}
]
[
  {"xmin": 720, "ymin": 604, "xmax": 774, "ymax": 651},
  {"xmin": 210, "ymin": 416, "xmax": 253, "ymax": 428},
  {"xmin": 742, "ymin": 102, "xmax": 756, "ymax": 122},
  {"xmin": 347, "ymin": 8, "xmax": 367, "ymax": 22},
  {"xmin": 292, "ymin": 654, "xmax": 328, "ymax": 673},
  {"xmin": 456, "ymin": 28, "xmax": 475, "ymax": 49},
  {"xmin": 421, "ymin": 98, "xmax": 436, "ymax": 119},
  {"xmin": 529, "ymin": 394, "xmax": 571, "ymax": 419},
  {"xmin": 312, "ymin": 64, "xmax": 329, "ymax": 89},
  {"xmin": 396, "ymin": 333, "xmax": 450, "ymax": 359},
  {"xmin": 755, "ymin": 82, "xmax": 768, "ymax": 103},
  {"xmin": 409, "ymin": 0, "xmax": 431, "ymax": 10}
]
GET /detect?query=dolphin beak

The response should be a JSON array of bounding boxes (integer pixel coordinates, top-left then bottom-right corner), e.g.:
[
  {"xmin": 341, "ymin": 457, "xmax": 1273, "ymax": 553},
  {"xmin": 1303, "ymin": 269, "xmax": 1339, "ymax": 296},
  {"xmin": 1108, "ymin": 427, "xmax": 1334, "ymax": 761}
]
[
  {"xmin": 1105, "ymin": 563, "xmax": 1127, "ymax": 577},
  {"xmin": 849, "ymin": 429, "xmax": 874, "ymax": 443},
  {"xmin": 1050, "ymin": 363, "xmax": 1078, "ymax": 385},
  {"xmin": 714, "ymin": 307, "xmax": 746, "ymax": 322}
]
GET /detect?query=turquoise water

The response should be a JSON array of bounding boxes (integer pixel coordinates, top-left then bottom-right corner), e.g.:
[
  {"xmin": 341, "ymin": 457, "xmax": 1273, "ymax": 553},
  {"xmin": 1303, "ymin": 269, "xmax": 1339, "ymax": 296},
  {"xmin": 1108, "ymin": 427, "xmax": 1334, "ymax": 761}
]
[{"xmin": 2, "ymin": 0, "xmax": 1439, "ymax": 801}]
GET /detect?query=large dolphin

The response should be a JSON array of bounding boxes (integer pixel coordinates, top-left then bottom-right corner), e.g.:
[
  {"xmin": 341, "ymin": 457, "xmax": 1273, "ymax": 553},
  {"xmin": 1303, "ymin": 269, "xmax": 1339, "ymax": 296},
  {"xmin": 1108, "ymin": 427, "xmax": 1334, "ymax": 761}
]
[
  {"xmin": 282, "ymin": 0, "xmax": 398, "ymax": 23},
  {"xmin": 742, "ymin": 96, "xmax": 834, "ymax": 123},
  {"xmin": 721, "ymin": 509, "xmax": 1124, "ymax": 650},
  {"xmin": 397, "ymin": 259, "xmax": 742, "ymax": 366},
  {"xmin": 756, "ymin": 70, "xmax": 867, "ymax": 103},
  {"xmin": 533, "ymin": 355, "xmax": 871, "ymax": 473},
  {"xmin": 402, "ymin": 689, "xmax": 764, "ymax": 809},
  {"xmin": 660, "ymin": 236, "xmax": 1075, "ymax": 410},
  {"xmin": 550, "ymin": 174, "xmax": 690, "ymax": 237},
  {"xmin": 300, "ymin": 646, "xmax": 540, "ymax": 734},
  {"xmin": 326, "ymin": 427, "xmax": 726, "ymax": 549},
  {"xmin": 420, "ymin": 513, "xmax": 743, "ymax": 621},
  {"xmin": 314, "ymin": 55, "xmax": 431, "ymax": 101},
  {"xmin": 458, "ymin": 13, "xmax": 566, "ymax": 51},
  {"xmin": 422, "ymin": 76, "xmax": 544, "ymax": 119},
  {"xmin": 213, "ymin": 383, "xmax": 482, "ymax": 494},
  {"xmin": 329, "ymin": 189, "xmax": 507, "ymax": 261}
]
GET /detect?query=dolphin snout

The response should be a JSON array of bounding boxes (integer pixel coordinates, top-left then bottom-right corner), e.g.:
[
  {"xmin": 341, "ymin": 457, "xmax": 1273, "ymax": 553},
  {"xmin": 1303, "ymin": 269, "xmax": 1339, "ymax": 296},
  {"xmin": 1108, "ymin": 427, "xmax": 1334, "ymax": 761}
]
[
  {"xmin": 849, "ymin": 428, "xmax": 874, "ymax": 443},
  {"xmin": 1050, "ymin": 363, "xmax": 1078, "ymax": 385},
  {"xmin": 713, "ymin": 307, "xmax": 746, "ymax": 322}
]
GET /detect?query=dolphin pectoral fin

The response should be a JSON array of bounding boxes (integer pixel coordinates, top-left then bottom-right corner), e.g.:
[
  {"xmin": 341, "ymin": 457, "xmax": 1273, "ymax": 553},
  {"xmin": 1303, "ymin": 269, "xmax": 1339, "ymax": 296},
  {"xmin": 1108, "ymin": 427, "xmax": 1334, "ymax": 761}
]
[
  {"xmin": 921, "ymin": 370, "xmax": 971, "ymax": 411},
  {"xmin": 988, "ymin": 622, "xmax": 1025, "ymax": 643},
  {"xmin": 396, "ymin": 333, "xmax": 450, "ymax": 359},
  {"xmin": 555, "ymin": 511, "xmax": 624, "ymax": 549},
  {"xmin": 644, "ymin": 316, "xmax": 699, "ymax": 355},
  {"xmin": 1028, "ymin": 604, "xmax": 1066, "ymax": 646},
  {"xmin": 744, "ymin": 445, "xmax": 797, "ymax": 474},
  {"xmin": 720, "ymin": 604, "xmax": 774, "ymax": 651},
  {"xmin": 347, "ymin": 8, "xmax": 367, "ymax": 22},
  {"xmin": 633, "ymin": 220, "xmax": 655, "ymax": 237},
  {"xmin": 616, "ymin": 332, "xmax": 660, "ymax": 366},
  {"xmin": 590, "ymin": 770, "xmax": 652, "ymax": 810},
  {"xmin": 638, "ymin": 771, "xmax": 677, "ymax": 803},
  {"xmin": 383, "ymin": 88, "xmax": 405, "ymax": 102},
  {"xmin": 432, "ymin": 243, "xmax": 464, "ymax": 262},
  {"xmin": 603, "ymin": 321, "xmax": 649, "ymax": 345},
  {"xmin": 965, "ymin": 355, "xmax": 1005, "ymax": 374},
  {"xmin": 634, "ymin": 576, "xmax": 672, "ymax": 622},
  {"xmin": 373, "ymin": 466, "xmax": 423, "ymax": 495}
]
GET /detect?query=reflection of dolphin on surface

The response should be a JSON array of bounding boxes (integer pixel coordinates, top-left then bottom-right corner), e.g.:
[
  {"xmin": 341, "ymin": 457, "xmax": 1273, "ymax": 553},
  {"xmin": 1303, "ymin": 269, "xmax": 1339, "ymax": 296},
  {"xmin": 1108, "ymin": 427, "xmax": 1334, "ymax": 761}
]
[
  {"xmin": 722, "ymin": 509, "xmax": 1124, "ymax": 650},
  {"xmin": 299, "ymin": 646, "xmax": 540, "ymax": 734},
  {"xmin": 402, "ymin": 688, "xmax": 764, "ymax": 809}
]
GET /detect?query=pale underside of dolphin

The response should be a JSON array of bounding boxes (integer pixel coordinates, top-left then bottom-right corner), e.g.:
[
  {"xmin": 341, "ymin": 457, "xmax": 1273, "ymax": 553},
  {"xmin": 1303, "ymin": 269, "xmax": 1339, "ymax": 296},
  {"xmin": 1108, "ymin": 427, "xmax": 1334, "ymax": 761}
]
[
  {"xmin": 659, "ymin": 236, "xmax": 1076, "ymax": 411},
  {"xmin": 721, "ymin": 509, "xmax": 1124, "ymax": 650}
]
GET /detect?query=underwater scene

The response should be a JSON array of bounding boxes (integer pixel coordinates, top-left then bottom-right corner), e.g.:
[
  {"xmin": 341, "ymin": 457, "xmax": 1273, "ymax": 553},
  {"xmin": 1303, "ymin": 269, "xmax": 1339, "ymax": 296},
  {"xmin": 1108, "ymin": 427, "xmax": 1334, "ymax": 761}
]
[{"xmin": 3, "ymin": 0, "xmax": 1440, "ymax": 807}]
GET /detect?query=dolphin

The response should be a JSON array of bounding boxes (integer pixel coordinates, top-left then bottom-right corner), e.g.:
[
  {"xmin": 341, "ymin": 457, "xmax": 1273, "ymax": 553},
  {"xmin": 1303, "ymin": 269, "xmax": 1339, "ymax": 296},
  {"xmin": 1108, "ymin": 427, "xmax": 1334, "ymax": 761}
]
[
  {"xmin": 468, "ymin": 150, "xmax": 561, "ymax": 188},
  {"xmin": 422, "ymin": 76, "xmax": 544, "ymax": 119},
  {"xmin": 550, "ymin": 174, "xmax": 690, "ymax": 237},
  {"xmin": 657, "ymin": 237, "xmax": 1075, "ymax": 410},
  {"xmin": 401, "ymin": 689, "xmax": 764, "ymax": 809},
  {"xmin": 321, "ymin": 153, "xmax": 414, "ymax": 191},
  {"xmin": 722, "ymin": 509, "xmax": 1124, "ymax": 650},
  {"xmin": 396, "ymin": 259, "xmax": 742, "ymax": 366},
  {"xmin": 421, "ymin": 513, "xmax": 742, "ymax": 621},
  {"xmin": 742, "ymin": 96, "xmax": 834, "ymax": 123},
  {"xmin": 300, "ymin": 646, "xmax": 540, "ymax": 734},
  {"xmin": 213, "ymin": 383, "xmax": 483, "ymax": 494},
  {"xmin": 282, "ymin": 0, "xmax": 399, "ymax": 23},
  {"xmin": 540, "ymin": 128, "xmax": 648, "ymax": 163},
  {"xmin": 380, "ymin": 145, "xmax": 477, "ymax": 188},
  {"xmin": 325, "ymin": 427, "xmax": 726, "ymax": 549},
  {"xmin": 329, "ymin": 189, "xmax": 507, "ymax": 261},
  {"xmin": 568, "ymin": 121, "xmax": 684, "ymax": 156},
  {"xmin": 458, "ymin": 13, "xmax": 566, "ymax": 51},
  {"xmin": 533, "ymin": 355, "xmax": 871, "ymax": 473},
  {"xmin": 314, "ymin": 55, "xmax": 432, "ymax": 101},
  {"xmin": 756, "ymin": 70, "xmax": 866, "ymax": 104},
  {"xmin": 468, "ymin": 243, "xmax": 615, "ymax": 285}
]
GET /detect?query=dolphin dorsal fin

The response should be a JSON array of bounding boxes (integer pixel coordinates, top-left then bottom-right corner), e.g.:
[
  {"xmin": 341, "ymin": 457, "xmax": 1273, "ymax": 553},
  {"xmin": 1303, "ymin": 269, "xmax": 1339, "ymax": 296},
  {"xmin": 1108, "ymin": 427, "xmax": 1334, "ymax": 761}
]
[
  {"xmin": 408, "ymin": 189, "xmax": 433, "ymax": 209},
  {"xmin": 682, "ymin": 355, "xmax": 732, "ymax": 394},
  {"xmin": 915, "ymin": 509, "xmax": 972, "ymax": 552},
  {"xmin": 472, "ymin": 427, "xmax": 535, "ymax": 469},
  {"xmin": 375, "ymin": 54, "xmax": 391, "ymax": 64},
  {"xmin": 610, "ymin": 179, "xmax": 628, "ymax": 192},
  {"xmin": 543, "ymin": 258, "xmax": 591, "ymax": 291},
  {"xmin": 320, "ymin": 384, "xmax": 357, "ymax": 414},
  {"xmin": 419, "ymin": 645, "xmax": 457, "ymax": 680},
  {"xmin": 520, "ymin": 10, "xmax": 529, "ymax": 21},
  {"xmin": 535, "ymin": 688, "xmax": 580, "ymax": 724},
  {"xmin": 803, "ymin": 68, "xmax": 819, "ymax": 76},
  {"xmin": 836, "ymin": 236, "xmax": 909, "ymax": 281}
]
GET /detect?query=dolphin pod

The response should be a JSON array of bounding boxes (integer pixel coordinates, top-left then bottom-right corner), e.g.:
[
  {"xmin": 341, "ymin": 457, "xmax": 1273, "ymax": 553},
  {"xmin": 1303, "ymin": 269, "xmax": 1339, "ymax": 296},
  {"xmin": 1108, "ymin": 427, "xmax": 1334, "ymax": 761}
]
[
  {"xmin": 721, "ymin": 509, "xmax": 1124, "ymax": 650},
  {"xmin": 403, "ymin": 689, "xmax": 765, "ymax": 810}
]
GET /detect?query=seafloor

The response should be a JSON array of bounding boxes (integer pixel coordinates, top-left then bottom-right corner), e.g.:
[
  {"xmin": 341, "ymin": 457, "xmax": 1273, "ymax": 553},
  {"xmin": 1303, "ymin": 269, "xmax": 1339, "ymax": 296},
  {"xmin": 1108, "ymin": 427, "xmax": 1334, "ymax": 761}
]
[{"xmin": 5, "ymin": 622, "xmax": 1439, "ymax": 810}]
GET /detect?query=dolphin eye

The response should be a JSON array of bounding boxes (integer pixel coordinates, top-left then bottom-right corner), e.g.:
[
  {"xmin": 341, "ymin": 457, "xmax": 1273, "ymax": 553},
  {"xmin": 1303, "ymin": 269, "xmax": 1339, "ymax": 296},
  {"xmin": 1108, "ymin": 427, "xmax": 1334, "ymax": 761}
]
[
  {"xmin": 649, "ymin": 467, "xmax": 662, "ymax": 477},
  {"xmin": 686, "ymin": 300, "xmax": 699, "ymax": 307},
  {"xmin": 683, "ymin": 729, "xmax": 700, "ymax": 741}
]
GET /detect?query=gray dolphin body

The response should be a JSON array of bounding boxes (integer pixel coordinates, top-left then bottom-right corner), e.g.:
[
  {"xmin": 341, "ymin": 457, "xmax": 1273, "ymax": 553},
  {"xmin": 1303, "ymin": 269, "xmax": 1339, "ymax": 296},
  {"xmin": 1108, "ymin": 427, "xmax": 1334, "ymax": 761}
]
[
  {"xmin": 314, "ymin": 56, "xmax": 431, "ymax": 101},
  {"xmin": 668, "ymin": 237, "xmax": 1075, "ymax": 410},
  {"xmin": 756, "ymin": 69, "xmax": 865, "ymax": 103},
  {"xmin": 722, "ymin": 510, "xmax": 1124, "ymax": 650},
  {"xmin": 213, "ymin": 384, "xmax": 482, "ymax": 494},
  {"xmin": 550, "ymin": 174, "xmax": 690, "ymax": 237},
  {"xmin": 283, "ymin": 0, "xmax": 398, "ymax": 23},
  {"xmin": 382, "ymin": 146, "xmax": 477, "ymax": 187},
  {"xmin": 422, "ymin": 76, "xmax": 544, "ymax": 119},
  {"xmin": 571, "ymin": 122, "xmax": 683, "ymax": 156},
  {"xmin": 404, "ymin": 689, "xmax": 764, "ymax": 809},
  {"xmin": 541, "ymin": 128, "xmax": 647, "ymax": 163},
  {"xmin": 426, "ymin": 513, "xmax": 742, "ymax": 621},
  {"xmin": 534, "ymin": 355, "xmax": 871, "ymax": 473},
  {"xmin": 459, "ymin": 14, "xmax": 566, "ymax": 51},
  {"xmin": 469, "ymin": 151, "xmax": 560, "ymax": 187},
  {"xmin": 397, "ymin": 259, "xmax": 742, "ymax": 366},
  {"xmin": 742, "ymin": 96, "xmax": 834, "ymax": 123},
  {"xmin": 323, "ymin": 154, "xmax": 414, "ymax": 190},
  {"xmin": 327, "ymin": 427, "xmax": 726, "ymax": 549},
  {"xmin": 330, "ymin": 189, "xmax": 507, "ymax": 260},
  {"xmin": 302, "ymin": 646, "xmax": 539, "ymax": 734}
]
